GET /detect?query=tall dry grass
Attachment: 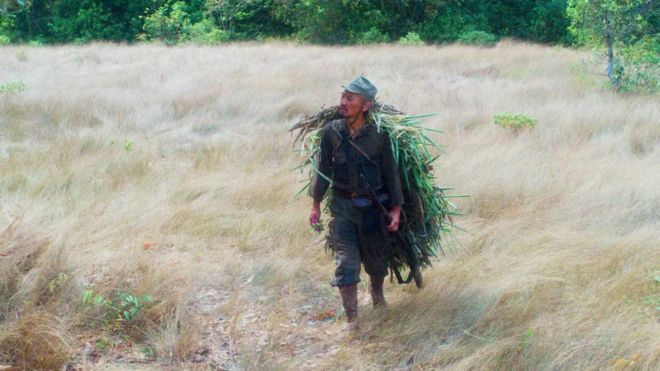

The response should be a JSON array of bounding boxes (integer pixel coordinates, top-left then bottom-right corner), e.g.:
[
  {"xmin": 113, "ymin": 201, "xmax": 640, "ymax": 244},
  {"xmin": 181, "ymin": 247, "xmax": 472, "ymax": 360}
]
[{"xmin": 0, "ymin": 41, "xmax": 658, "ymax": 370}]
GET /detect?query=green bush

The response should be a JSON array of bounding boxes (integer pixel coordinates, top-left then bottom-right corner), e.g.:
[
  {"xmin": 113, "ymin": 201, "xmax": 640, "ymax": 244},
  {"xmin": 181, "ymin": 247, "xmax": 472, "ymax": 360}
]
[
  {"xmin": 494, "ymin": 112, "xmax": 537, "ymax": 131},
  {"xmin": 0, "ymin": 81, "xmax": 26, "ymax": 93},
  {"xmin": 141, "ymin": 1, "xmax": 191, "ymax": 45},
  {"xmin": 399, "ymin": 31, "xmax": 424, "ymax": 46},
  {"xmin": 185, "ymin": 18, "xmax": 230, "ymax": 44},
  {"xmin": 141, "ymin": 2, "xmax": 229, "ymax": 45},
  {"xmin": 354, "ymin": 27, "xmax": 389, "ymax": 44},
  {"xmin": 81, "ymin": 287, "xmax": 154, "ymax": 332},
  {"xmin": 458, "ymin": 30, "xmax": 498, "ymax": 46},
  {"xmin": 617, "ymin": 38, "xmax": 659, "ymax": 94}
]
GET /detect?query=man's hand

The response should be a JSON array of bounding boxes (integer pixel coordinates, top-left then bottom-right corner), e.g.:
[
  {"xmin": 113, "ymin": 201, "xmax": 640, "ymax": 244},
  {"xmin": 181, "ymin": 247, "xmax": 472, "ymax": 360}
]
[
  {"xmin": 387, "ymin": 205, "xmax": 401, "ymax": 232},
  {"xmin": 310, "ymin": 201, "xmax": 321, "ymax": 226}
]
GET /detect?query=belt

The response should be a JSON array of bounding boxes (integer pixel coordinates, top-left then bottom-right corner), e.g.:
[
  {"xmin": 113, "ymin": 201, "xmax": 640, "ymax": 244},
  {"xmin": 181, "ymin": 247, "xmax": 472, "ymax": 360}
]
[{"xmin": 333, "ymin": 188, "xmax": 369, "ymax": 199}]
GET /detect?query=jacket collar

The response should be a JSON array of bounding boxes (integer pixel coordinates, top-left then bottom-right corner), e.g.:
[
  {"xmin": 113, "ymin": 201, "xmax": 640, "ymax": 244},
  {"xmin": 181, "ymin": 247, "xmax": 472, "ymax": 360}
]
[{"xmin": 337, "ymin": 117, "xmax": 374, "ymax": 139}]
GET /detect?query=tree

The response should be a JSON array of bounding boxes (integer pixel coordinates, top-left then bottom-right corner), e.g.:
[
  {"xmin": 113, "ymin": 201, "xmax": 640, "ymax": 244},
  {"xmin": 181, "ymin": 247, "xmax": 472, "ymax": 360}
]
[{"xmin": 567, "ymin": 0, "xmax": 658, "ymax": 90}]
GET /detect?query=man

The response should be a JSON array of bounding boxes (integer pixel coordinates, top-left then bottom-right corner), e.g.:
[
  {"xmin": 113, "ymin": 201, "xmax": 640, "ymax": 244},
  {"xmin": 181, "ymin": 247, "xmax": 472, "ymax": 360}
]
[{"xmin": 309, "ymin": 76, "xmax": 404, "ymax": 327}]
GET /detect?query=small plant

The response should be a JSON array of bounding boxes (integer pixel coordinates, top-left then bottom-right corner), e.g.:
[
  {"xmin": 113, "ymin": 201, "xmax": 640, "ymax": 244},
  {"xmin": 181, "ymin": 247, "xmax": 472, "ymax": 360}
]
[
  {"xmin": 519, "ymin": 328, "xmax": 535, "ymax": 351},
  {"xmin": 494, "ymin": 112, "xmax": 538, "ymax": 131},
  {"xmin": 458, "ymin": 30, "xmax": 498, "ymax": 47},
  {"xmin": 0, "ymin": 81, "xmax": 26, "ymax": 93},
  {"xmin": 399, "ymin": 32, "xmax": 424, "ymax": 46},
  {"xmin": 123, "ymin": 140, "xmax": 134, "ymax": 152},
  {"xmin": 310, "ymin": 221, "xmax": 324, "ymax": 233},
  {"xmin": 48, "ymin": 272, "xmax": 68, "ymax": 293},
  {"xmin": 82, "ymin": 287, "xmax": 154, "ymax": 331},
  {"xmin": 642, "ymin": 272, "xmax": 660, "ymax": 313}
]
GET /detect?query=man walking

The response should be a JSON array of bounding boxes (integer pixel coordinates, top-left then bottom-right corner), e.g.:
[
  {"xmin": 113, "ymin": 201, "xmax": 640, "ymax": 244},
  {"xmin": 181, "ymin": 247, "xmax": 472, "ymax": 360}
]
[{"xmin": 309, "ymin": 76, "xmax": 404, "ymax": 328}]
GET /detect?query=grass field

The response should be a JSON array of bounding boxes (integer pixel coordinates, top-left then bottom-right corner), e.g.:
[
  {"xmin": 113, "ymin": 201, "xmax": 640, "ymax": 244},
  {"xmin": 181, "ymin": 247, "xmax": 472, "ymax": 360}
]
[{"xmin": 0, "ymin": 41, "xmax": 658, "ymax": 370}]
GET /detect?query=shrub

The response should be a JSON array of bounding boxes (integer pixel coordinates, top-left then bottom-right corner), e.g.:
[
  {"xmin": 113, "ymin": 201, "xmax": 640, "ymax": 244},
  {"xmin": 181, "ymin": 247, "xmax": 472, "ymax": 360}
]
[
  {"xmin": 617, "ymin": 38, "xmax": 659, "ymax": 94},
  {"xmin": 185, "ymin": 18, "xmax": 229, "ymax": 44},
  {"xmin": 354, "ymin": 27, "xmax": 389, "ymax": 44},
  {"xmin": 494, "ymin": 112, "xmax": 537, "ymax": 131},
  {"xmin": 399, "ymin": 31, "xmax": 424, "ymax": 46},
  {"xmin": 81, "ymin": 287, "xmax": 154, "ymax": 334},
  {"xmin": 458, "ymin": 30, "xmax": 498, "ymax": 47},
  {"xmin": 141, "ymin": 1, "xmax": 191, "ymax": 45},
  {"xmin": 0, "ymin": 81, "xmax": 26, "ymax": 93},
  {"xmin": 141, "ymin": 2, "xmax": 229, "ymax": 45}
]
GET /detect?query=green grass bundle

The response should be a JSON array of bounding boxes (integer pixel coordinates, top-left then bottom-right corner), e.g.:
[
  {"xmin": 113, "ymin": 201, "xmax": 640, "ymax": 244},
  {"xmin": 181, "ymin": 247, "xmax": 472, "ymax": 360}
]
[{"xmin": 290, "ymin": 104, "xmax": 461, "ymax": 281}]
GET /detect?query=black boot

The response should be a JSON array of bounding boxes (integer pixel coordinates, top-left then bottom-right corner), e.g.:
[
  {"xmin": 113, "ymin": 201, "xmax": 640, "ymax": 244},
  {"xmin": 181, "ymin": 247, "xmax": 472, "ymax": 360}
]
[
  {"xmin": 338, "ymin": 283, "xmax": 358, "ymax": 325},
  {"xmin": 370, "ymin": 275, "xmax": 387, "ymax": 308}
]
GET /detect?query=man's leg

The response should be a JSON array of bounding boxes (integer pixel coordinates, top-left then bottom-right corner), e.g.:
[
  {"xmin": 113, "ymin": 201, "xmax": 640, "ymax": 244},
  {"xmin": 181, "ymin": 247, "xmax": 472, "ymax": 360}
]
[
  {"xmin": 338, "ymin": 283, "xmax": 358, "ymax": 324},
  {"xmin": 369, "ymin": 275, "xmax": 387, "ymax": 307},
  {"xmin": 328, "ymin": 202, "xmax": 362, "ymax": 325},
  {"xmin": 358, "ymin": 209, "xmax": 391, "ymax": 308}
]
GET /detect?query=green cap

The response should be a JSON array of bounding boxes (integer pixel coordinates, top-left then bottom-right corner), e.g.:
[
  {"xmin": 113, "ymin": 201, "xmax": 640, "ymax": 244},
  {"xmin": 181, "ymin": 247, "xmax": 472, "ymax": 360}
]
[{"xmin": 343, "ymin": 76, "xmax": 377, "ymax": 101}]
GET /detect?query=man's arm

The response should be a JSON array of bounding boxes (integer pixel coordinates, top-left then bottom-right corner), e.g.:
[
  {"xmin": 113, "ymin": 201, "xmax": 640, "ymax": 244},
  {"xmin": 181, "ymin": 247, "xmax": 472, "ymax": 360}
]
[
  {"xmin": 309, "ymin": 128, "xmax": 332, "ymax": 225},
  {"xmin": 381, "ymin": 134, "xmax": 404, "ymax": 232}
]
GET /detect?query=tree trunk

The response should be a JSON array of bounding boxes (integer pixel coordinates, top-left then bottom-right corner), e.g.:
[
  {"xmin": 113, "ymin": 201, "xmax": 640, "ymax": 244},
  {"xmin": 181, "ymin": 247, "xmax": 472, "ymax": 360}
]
[{"xmin": 604, "ymin": 14, "xmax": 620, "ymax": 88}]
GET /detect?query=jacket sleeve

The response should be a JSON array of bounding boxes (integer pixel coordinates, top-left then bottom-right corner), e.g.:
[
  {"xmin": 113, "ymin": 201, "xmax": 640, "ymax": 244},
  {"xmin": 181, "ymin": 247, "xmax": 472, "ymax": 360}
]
[
  {"xmin": 381, "ymin": 134, "xmax": 404, "ymax": 206},
  {"xmin": 310, "ymin": 127, "xmax": 333, "ymax": 203}
]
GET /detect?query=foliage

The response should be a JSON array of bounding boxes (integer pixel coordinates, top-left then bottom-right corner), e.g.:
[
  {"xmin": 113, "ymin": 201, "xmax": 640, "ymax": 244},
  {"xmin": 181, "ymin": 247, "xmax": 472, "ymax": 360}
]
[
  {"xmin": 567, "ymin": 0, "xmax": 658, "ymax": 92},
  {"xmin": 141, "ymin": 1, "xmax": 191, "ymax": 44},
  {"xmin": 355, "ymin": 26, "xmax": 389, "ymax": 44},
  {"xmin": 0, "ymin": 80, "xmax": 26, "ymax": 93},
  {"xmin": 458, "ymin": 30, "xmax": 498, "ymax": 47},
  {"xmin": 276, "ymin": 0, "xmax": 386, "ymax": 44},
  {"xmin": 485, "ymin": 0, "xmax": 571, "ymax": 43},
  {"xmin": 81, "ymin": 287, "xmax": 154, "ymax": 332},
  {"xmin": 0, "ymin": 10, "xmax": 14, "ymax": 43},
  {"xmin": 4, "ymin": 0, "xmax": 656, "ymax": 53},
  {"xmin": 642, "ymin": 272, "xmax": 660, "ymax": 313},
  {"xmin": 207, "ymin": 0, "xmax": 290, "ymax": 40},
  {"xmin": 617, "ymin": 37, "xmax": 659, "ymax": 93},
  {"xmin": 494, "ymin": 112, "xmax": 538, "ymax": 131},
  {"xmin": 47, "ymin": 272, "xmax": 68, "ymax": 293},
  {"xmin": 141, "ymin": 1, "xmax": 227, "ymax": 44},
  {"xmin": 398, "ymin": 31, "xmax": 424, "ymax": 46},
  {"xmin": 185, "ymin": 17, "xmax": 228, "ymax": 44}
]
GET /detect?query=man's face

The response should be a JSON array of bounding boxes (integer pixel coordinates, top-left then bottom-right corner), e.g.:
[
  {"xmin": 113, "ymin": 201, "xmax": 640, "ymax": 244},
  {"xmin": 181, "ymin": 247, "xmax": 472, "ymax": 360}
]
[{"xmin": 339, "ymin": 91, "xmax": 370, "ymax": 118}]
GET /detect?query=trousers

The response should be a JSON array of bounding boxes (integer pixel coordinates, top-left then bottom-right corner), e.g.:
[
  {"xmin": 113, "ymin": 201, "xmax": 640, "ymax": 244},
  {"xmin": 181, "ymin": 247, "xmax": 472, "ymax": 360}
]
[{"xmin": 328, "ymin": 196, "xmax": 391, "ymax": 287}]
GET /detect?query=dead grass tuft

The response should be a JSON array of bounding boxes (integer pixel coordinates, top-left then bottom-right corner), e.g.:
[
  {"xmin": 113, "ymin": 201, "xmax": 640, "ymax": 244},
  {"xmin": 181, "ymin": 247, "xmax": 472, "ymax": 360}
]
[{"xmin": 0, "ymin": 311, "xmax": 72, "ymax": 370}]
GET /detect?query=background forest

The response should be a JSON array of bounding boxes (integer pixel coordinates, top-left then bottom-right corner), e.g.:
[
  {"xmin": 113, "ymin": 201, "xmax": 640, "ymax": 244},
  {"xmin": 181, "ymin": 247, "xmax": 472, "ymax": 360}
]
[{"xmin": 1, "ymin": 1, "xmax": 658, "ymax": 93}]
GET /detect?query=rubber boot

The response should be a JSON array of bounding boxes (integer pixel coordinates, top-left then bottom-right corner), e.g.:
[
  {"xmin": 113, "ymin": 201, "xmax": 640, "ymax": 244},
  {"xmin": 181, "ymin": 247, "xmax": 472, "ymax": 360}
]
[
  {"xmin": 338, "ymin": 284, "xmax": 358, "ymax": 327},
  {"xmin": 370, "ymin": 275, "xmax": 387, "ymax": 308}
]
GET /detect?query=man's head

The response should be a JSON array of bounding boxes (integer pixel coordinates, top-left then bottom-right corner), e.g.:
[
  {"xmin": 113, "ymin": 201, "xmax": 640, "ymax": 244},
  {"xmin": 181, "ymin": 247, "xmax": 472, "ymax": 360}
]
[{"xmin": 339, "ymin": 76, "xmax": 377, "ymax": 119}]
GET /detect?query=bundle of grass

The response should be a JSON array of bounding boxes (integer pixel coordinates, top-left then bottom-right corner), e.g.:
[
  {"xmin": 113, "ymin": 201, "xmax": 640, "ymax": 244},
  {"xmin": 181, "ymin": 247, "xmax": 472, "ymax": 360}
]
[{"xmin": 290, "ymin": 104, "xmax": 460, "ymax": 286}]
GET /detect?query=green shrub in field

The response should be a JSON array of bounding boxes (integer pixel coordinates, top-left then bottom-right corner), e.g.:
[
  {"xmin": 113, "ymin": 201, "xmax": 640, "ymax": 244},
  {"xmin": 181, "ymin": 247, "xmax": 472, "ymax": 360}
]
[
  {"xmin": 81, "ymin": 287, "xmax": 154, "ymax": 332},
  {"xmin": 0, "ymin": 81, "xmax": 26, "ymax": 93},
  {"xmin": 399, "ymin": 31, "xmax": 424, "ymax": 46},
  {"xmin": 494, "ymin": 112, "xmax": 537, "ymax": 131},
  {"xmin": 458, "ymin": 30, "xmax": 498, "ymax": 47}
]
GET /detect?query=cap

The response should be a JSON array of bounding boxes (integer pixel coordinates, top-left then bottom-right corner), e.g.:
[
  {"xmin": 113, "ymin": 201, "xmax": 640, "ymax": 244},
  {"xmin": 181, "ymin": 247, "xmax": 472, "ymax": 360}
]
[{"xmin": 343, "ymin": 76, "xmax": 377, "ymax": 101}]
